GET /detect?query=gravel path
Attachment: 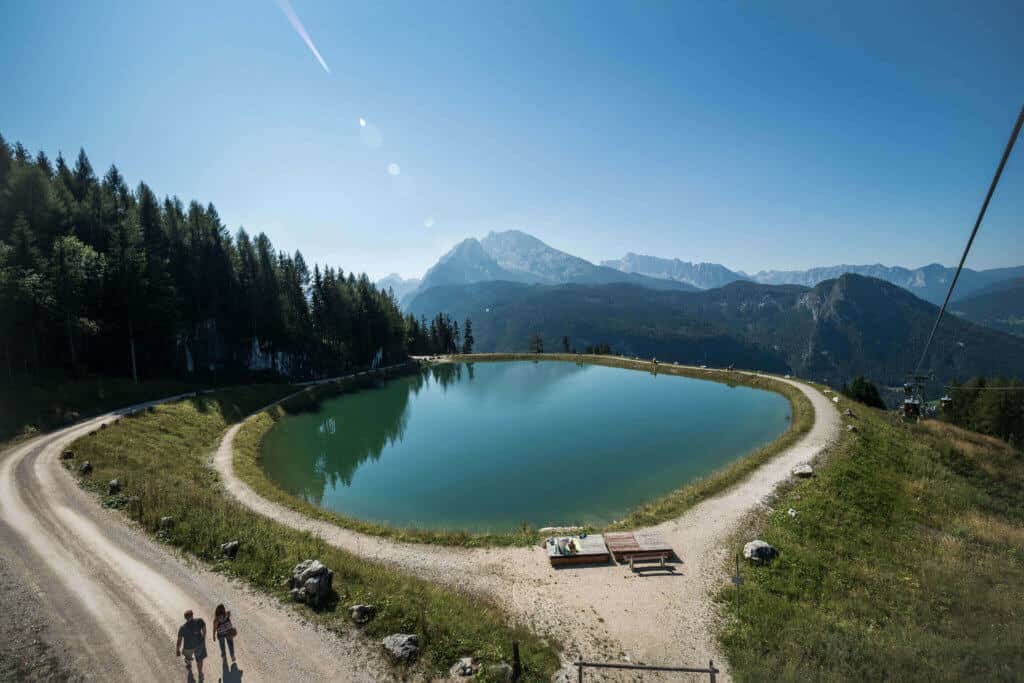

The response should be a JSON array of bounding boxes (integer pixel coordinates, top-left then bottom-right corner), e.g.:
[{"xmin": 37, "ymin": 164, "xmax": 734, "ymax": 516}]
[
  {"xmin": 0, "ymin": 398, "xmax": 394, "ymax": 683},
  {"xmin": 217, "ymin": 368, "xmax": 841, "ymax": 680}
]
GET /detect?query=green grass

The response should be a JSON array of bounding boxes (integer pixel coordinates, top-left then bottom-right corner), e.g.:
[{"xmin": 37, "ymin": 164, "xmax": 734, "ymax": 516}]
[
  {"xmin": 718, "ymin": 397, "xmax": 1024, "ymax": 682},
  {"xmin": 234, "ymin": 353, "xmax": 813, "ymax": 547},
  {"xmin": 65, "ymin": 384, "xmax": 560, "ymax": 680}
]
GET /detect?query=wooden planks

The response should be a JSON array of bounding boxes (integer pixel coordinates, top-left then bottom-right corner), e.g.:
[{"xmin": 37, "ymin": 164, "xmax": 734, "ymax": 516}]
[
  {"xmin": 604, "ymin": 532, "xmax": 640, "ymax": 560},
  {"xmin": 545, "ymin": 530, "xmax": 675, "ymax": 566},
  {"xmin": 635, "ymin": 529, "xmax": 672, "ymax": 553},
  {"xmin": 605, "ymin": 530, "xmax": 674, "ymax": 561}
]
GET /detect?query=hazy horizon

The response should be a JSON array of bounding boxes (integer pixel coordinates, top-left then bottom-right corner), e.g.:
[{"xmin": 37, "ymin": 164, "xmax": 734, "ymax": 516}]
[{"xmin": 4, "ymin": 1, "xmax": 1022, "ymax": 281}]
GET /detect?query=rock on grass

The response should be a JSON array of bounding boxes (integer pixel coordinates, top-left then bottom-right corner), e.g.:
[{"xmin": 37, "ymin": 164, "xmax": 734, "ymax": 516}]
[
  {"xmin": 743, "ymin": 539, "xmax": 779, "ymax": 565},
  {"xmin": 381, "ymin": 633, "xmax": 419, "ymax": 662}
]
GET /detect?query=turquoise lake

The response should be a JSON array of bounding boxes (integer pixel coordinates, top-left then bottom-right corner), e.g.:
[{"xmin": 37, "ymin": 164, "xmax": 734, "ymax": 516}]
[{"xmin": 260, "ymin": 361, "xmax": 792, "ymax": 531}]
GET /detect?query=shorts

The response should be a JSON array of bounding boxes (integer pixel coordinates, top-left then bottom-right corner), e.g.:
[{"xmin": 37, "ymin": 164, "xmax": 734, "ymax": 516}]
[{"xmin": 182, "ymin": 645, "xmax": 207, "ymax": 661}]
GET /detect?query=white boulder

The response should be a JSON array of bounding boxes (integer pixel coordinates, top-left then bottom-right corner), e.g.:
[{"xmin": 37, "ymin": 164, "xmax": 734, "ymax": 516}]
[
  {"xmin": 792, "ymin": 464, "xmax": 814, "ymax": 478},
  {"xmin": 743, "ymin": 539, "xmax": 779, "ymax": 565}
]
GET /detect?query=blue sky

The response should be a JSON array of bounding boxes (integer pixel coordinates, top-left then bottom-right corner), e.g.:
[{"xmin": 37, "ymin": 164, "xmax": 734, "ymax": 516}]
[{"xmin": 2, "ymin": 1, "xmax": 1022, "ymax": 280}]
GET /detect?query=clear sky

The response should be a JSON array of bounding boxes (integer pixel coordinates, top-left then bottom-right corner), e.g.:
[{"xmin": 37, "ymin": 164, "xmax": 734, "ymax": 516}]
[{"xmin": 2, "ymin": 1, "xmax": 1022, "ymax": 280}]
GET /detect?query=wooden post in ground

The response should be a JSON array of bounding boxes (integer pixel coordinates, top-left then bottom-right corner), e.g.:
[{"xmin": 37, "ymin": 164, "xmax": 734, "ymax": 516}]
[
  {"xmin": 709, "ymin": 659, "xmax": 717, "ymax": 683},
  {"xmin": 512, "ymin": 641, "xmax": 521, "ymax": 681},
  {"xmin": 577, "ymin": 662, "xmax": 583, "ymax": 683}
]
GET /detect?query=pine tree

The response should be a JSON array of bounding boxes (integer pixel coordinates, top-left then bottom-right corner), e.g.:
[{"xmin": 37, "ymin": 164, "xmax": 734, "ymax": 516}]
[
  {"xmin": 529, "ymin": 334, "xmax": 544, "ymax": 354},
  {"xmin": 0, "ymin": 135, "xmax": 430, "ymax": 383},
  {"xmin": 462, "ymin": 318, "xmax": 474, "ymax": 354}
]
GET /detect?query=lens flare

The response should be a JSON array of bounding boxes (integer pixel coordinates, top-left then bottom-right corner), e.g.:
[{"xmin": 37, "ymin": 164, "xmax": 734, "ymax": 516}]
[
  {"xmin": 387, "ymin": 163, "xmax": 401, "ymax": 176},
  {"xmin": 275, "ymin": 0, "xmax": 330, "ymax": 73}
]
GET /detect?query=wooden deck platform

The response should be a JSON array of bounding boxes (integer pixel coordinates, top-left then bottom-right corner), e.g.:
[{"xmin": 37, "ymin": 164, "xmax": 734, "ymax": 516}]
[
  {"xmin": 546, "ymin": 534, "xmax": 610, "ymax": 566},
  {"xmin": 604, "ymin": 530, "xmax": 674, "ymax": 562}
]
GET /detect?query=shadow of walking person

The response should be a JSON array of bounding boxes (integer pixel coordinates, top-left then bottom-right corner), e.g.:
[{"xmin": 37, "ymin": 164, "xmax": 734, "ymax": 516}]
[{"xmin": 219, "ymin": 660, "xmax": 242, "ymax": 683}]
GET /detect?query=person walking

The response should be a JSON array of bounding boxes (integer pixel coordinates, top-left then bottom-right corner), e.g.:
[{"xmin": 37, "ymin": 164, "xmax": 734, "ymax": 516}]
[
  {"xmin": 176, "ymin": 609, "xmax": 208, "ymax": 681},
  {"xmin": 213, "ymin": 603, "xmax": 237, "ymax": 662}
]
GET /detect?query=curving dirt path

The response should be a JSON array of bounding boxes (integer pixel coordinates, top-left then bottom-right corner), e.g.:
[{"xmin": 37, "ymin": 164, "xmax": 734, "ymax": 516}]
[
  {"xmin": 217, "ymin": 369, "xmax": 841, "ymax": 680},
  {"xmin": 0, "ymin": 398, "xmax": 393, "ymax": 683}
]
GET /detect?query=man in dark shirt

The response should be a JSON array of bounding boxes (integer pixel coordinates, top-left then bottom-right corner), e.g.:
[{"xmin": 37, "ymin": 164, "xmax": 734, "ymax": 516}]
[{"xmin": 176, "ymin": 610, "xmax": 207, "ymax": 681}]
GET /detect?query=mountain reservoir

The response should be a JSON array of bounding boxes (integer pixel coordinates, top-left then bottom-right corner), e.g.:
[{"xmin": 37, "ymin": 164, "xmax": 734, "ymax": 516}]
[{"xmin": 260, "ymin": 360, "xmax": 792, "ymax": 531}]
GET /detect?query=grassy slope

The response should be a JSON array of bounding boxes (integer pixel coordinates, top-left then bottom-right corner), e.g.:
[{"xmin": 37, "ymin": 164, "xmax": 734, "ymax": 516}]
[
  {"xmin": 234, "ymin": 354, "xmax": 812, "ymax": 547},
  {"xmin": 65, "ymin": 385, "xmax": 559, "ymax": 680},
  {"xmin": 719, "ymin": 398, "xmax": 1024, "ymax": 682}
]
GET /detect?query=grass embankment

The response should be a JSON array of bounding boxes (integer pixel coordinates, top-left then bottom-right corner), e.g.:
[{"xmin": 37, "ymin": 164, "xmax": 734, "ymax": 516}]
[
  {"xmin": 719, "ymin": 398, "xmax": 1024, "ymax": 682},
  {"xmin": 65, "ymin": 384, "xmax": 559, "ymax": 680},
  {"xmin": 235, "ymin": 353, "xmax": 813, "ymax": 547}
]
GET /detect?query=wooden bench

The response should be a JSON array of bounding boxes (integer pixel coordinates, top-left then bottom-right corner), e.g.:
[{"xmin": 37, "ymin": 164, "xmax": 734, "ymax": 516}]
[{"xmin": 628, "ymin": 551, "xmax": 670, "ymax": 571}]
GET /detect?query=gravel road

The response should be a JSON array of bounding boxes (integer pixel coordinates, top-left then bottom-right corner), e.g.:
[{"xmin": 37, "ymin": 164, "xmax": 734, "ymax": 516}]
[{"xmin": 0, "ymin": 399, "xmax": 393, "ymax": 683}]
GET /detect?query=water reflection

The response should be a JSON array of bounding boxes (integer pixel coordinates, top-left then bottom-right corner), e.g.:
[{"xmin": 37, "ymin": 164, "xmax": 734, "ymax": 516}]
[{"xmin": 270, "ymin": 361, "xmax": 588, "ymax": 506}]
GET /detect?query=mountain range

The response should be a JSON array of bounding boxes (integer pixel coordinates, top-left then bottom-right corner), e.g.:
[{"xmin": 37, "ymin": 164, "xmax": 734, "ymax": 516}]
[
  {"xmin": 382, "ymin": 231, "xmax": 1024, "ymax": 308},
  {"xmin": 600, "ymin": 254, "xmax": 748, "ymax": 289},
  {"xmin": 407, "ymin": 274, "xmax": 1024, "ymax": 391},
  {"xmin": 382, "ymin": 230, "xmax": 1023, "ymax": 389},
  {"xmin": 600, "ymin": 253, "xmax": 1024, "ymax": 305},
  {"xmin": 391, "ymin": 231, "xmax": 695, "ymax": 305}
]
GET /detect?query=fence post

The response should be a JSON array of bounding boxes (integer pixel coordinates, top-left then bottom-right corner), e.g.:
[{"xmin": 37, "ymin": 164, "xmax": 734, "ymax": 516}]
[
  {"xmin": 709, "ymin": 659, "xmax": 717, "ymax": 683},
  {"xmin": 577, "ymin": 661, "xmax": 583, "ymax": 683},
  {"xmin": 512, "ymin": 641, "xmax": 521, "ymax": 681}
]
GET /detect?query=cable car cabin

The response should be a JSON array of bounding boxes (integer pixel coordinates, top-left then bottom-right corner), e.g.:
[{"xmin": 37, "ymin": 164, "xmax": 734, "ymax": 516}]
[
  {"xmin": 902, "ymin": 382, "xmax": 923, "ymax": 419},
  {"xmin": 903, "ymin": 397, "xmax": 922, "ymax": 419}
]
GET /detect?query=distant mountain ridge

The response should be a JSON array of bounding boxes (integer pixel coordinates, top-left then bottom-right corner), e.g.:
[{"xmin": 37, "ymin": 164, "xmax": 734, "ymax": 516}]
[
  {"xmin": 403, "ymin": 230, "xmax": 695, "ymax": 304},
  {"xmin": 748, "ymin": 263, "xmax": 1024, "ymax": 305},
  {"xmin": 394, "ymin": 231, "xmax": 1023, "ymax": 324},
  {"xmin": 599, "ymin": 252, "xmax": 1024, "ymax": 305},
  {"xmin": 376, "ymin": 273, "xmax": 421, "ymax": 301},
  {"xmin": 600, "ymin": 253, "xmax": 747, "ymax": 289},
  {"xmin": 407, "ymin": 273, "xmax": 1024, "ymax": 391}
]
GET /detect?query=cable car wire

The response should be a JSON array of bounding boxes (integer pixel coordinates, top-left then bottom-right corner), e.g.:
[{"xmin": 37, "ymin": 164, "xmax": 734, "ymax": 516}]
[{"xmin": 913, "ymin": 105, "xmax": 1024, "ymax": 375}]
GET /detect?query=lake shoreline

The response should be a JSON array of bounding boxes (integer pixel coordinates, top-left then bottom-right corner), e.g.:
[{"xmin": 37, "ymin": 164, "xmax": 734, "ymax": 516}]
[{"xmin": 233, "ymin": 354, "xmax": 813, "ymax": 547}]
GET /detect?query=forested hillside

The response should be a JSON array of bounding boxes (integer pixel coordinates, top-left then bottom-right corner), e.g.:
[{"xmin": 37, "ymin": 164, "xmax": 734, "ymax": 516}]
[
  {"xmin": 408, "ymin": 275, "xmax": 1024, "ymax": 392},
  {"xmin": 951, "ymin": 277, "xmax": 1024, "ymax": 337},
  {"xmin": 941, "ymin": 377, "xmax": 1024, "ymax": 446},
  {"xmin": 0, "ymin": 133, "xmax": 415, "ymax": 382}
]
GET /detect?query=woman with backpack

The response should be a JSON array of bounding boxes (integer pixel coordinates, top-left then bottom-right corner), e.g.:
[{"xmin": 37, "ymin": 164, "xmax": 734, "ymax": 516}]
[{"xmin": 212, "ymin": 603, "xmax": 237, "ymax": 662}]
